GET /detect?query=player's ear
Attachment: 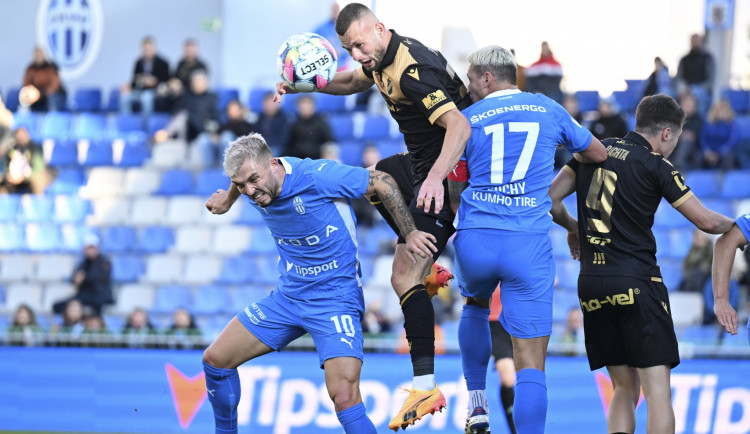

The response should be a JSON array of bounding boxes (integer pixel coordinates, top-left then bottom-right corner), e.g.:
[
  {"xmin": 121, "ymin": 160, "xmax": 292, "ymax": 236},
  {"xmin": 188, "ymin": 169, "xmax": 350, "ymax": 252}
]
[{"xmin": 374, "ymin": 22, "xmax": 385, "ymax": 35}]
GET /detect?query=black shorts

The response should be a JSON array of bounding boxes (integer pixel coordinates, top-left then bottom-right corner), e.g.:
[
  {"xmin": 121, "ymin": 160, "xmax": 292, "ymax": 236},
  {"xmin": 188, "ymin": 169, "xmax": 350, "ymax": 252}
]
[
  {"xmin": 372, "ymin": 153, "xmax": 455, "ymax": 260},
  {"xmin": 578, "ymin": 275, "xmax": 680, "ymax": 371},
  {"xmin": 490, "ymin": 320, "xmax": 513, "ymax": 361}
]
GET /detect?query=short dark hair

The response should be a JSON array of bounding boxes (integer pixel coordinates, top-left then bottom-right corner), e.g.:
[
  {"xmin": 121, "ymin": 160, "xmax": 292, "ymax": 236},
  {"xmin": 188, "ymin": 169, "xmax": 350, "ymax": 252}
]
[
  {"xmin": 336, "ymin": 3, "xmax": 372, "ymax": 36},
  {"xmin": 635, "ymin": 94, "xmax": 685, "ymax": 137}
]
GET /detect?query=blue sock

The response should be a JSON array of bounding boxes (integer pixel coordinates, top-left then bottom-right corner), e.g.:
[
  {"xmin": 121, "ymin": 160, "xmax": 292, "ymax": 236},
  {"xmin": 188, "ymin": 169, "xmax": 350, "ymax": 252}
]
[
  {"xmin": 203, "ymin": 361, "xmax": 241, "ymax": 434},
  {"xmin": 336, "ymin": 402, "xmax": 376, "ymax": 434},
  {"xmin": 514, "ymin": 368, "xmax": 547, "ymax": 434},
  {"xmin": 459, "ymin": 304, "xmax": 491, "ymax": 391}
]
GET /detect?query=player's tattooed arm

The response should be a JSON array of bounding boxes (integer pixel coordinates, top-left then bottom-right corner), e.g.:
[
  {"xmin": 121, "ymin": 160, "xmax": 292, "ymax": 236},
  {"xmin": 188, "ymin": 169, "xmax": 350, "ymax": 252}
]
[{"xmin": 366, "ymin": 170, "xmax": 437, "ymax": 262}]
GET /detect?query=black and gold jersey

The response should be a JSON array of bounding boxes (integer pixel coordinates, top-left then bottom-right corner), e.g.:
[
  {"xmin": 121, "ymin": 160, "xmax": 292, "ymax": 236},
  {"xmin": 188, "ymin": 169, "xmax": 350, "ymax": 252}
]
[
  {"xmin": 564, "ymin": 131, "xmax": 693, "ymax": 281},
  {"xmin": 359, "ymin": 30, "xmax": 472, "ymax": 184}
]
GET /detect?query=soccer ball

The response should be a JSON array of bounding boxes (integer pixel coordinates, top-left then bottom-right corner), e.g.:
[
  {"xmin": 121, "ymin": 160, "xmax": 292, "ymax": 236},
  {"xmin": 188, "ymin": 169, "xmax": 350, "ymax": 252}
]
[{"xmin": 277, "ymin": 32, "xmax": 338, "ymax": 92}]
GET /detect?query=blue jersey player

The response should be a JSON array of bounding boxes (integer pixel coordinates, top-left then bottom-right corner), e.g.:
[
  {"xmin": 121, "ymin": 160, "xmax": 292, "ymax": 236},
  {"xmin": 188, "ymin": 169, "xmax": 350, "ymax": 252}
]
[
  {"xmin": 712, "ymin": 213, "xmax": 750, "ymax": 344},
  {"xmin": 202, "ymin": 133, "xmax": 437, "ymax": 434},
  {"xmin": 447, "ymin": 46, "xmax": 607, "ymax": 434}
]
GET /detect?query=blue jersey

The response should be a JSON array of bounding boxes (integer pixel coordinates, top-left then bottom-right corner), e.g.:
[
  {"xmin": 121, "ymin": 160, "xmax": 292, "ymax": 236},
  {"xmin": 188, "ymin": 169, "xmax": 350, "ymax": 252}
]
[
  {"xmin": 248, "ymin": 158, "xmax": 369, "ymax": 300},
  {"xmin": 736, "ymin": 214, "xmax": 750, "ymax": 242},
  {"xmin": 458, "ymin": 89, "xmax": 592, "ymax": 232}
]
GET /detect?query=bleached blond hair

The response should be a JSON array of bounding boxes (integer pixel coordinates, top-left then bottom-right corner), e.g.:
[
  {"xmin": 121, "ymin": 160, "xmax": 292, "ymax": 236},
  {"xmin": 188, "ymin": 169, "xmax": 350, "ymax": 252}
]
[
  {"xmin": 223, "ymin": 132, "xmax": 273, "ymax": 177},
  {"xmin": 467, "ymin": 45, "xmax": 517, "ymax": 85}
]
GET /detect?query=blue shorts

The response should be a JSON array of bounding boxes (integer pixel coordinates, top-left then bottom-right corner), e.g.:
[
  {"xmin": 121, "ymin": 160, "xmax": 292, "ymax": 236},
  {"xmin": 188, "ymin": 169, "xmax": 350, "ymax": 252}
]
[
  {"xmin": 454, "ymin": 229, "xmax": 554, "ymax": 339},
  {"xmin": 237, "ymin": 288, "xmax": 365, "ymax": 368}
]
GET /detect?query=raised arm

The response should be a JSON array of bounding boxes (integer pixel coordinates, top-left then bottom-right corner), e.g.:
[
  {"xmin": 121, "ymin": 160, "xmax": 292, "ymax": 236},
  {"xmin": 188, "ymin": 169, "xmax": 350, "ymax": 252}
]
[
  {"xmin": 712, "ymin": 224, "xmax": 746, "ymax": 334},
  {"xmin": 366, "ymin": 170, "xmax": 437, "ymax": 263},
  {"xmin": 418, "ymin": 108, "xmax": 471, "ymax": 214},
  {"xmin": 205, "ymin": 183, "xmax": 242, "ymax": 214},
  {"xmin": 274, "ymin": 69, "xmax": 373, "ymax": 102}
]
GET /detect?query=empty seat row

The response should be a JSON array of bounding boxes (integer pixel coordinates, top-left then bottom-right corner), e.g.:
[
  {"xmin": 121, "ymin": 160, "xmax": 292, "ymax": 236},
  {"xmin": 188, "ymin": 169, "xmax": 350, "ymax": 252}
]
[
  {"xmin": 44, "ymin": 137, "xmax": 150, "ymax": 168},
  {"xmin": 683, "ymin": 170, "xmax": 750, "ymax": 200},
  {"xmin": 13, "ymin": 111, "xmax": 170, "ymax": 141},
  {"xmin": 77, "ymin": 167, "xmax": 229, "ymax": 198}
]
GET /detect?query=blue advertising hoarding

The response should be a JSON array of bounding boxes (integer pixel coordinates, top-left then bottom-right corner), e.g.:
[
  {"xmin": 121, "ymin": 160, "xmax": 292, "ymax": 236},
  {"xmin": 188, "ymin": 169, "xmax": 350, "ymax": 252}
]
[{"xmin": 0, "ymin": 348, "xmax": 748, "ymax": 433}]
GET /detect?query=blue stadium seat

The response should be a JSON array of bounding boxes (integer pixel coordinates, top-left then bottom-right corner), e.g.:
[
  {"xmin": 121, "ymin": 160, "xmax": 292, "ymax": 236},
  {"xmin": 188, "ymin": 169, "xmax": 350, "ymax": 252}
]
[
  {"xmin": 231, "ymin": 287, "xmax": 272, "ymax": 312},
  {"xmin": 358, "ymin": 255, "xmax": 374, "ymax": 283},
  {"xmin": 73, "ymin": 88, "xmax": 103, "ymax": 112},
  {"xmin": 152, "ymin": 285, "xmax": 192, "ymax": 313},
  {"xmin": 106, "ymin": 88, "xmax": 120, "ymax": 112},
  {"xmin": 329, "ymin": 114, "xmax": 354, "ymax": 141},
  {"xmin": 316, "ymin": 93, "xmax": 347, "ymax": 113},
  {"xmin": 11, "ymin": 111, "xmax": 41, "ymax": 136},
  {"xmin": 722, "ymin": 89, "xmax": 750, "ymax": 114},
  {"xmin": 555, "ymin": 260, "xmax": 579, "ymax": 290},
  {"xmin": 684, "ymin": 170, "xmax": 720, "ymax": 198},
  {"xmin": 0, "ymin": 222, "xmax": 25, "ymax": 252},
  {"xmin": 552, "ymin": 289, "xmax": 580, "ymax": 322},
  {"xmin": 702, "ymin": 199, "xmax": 733, "ymax": 219},
  {"xmin": 246, "ymin": 229, "xmax": 277, "ymax": 255},
  {"xmin": 653, "ymin": 227, "xmax": 670, "ymax": 259},
  {"xmin": 575, "ymin": 90, "xmax": 600, "ymax": 113},
  {"xmin": 39, "ymin": 112, "xmax": 73, "ymax": 140},
  {"xmin": 280, "ymin": 93, "xmax": 301, "ymax": 113},
  {"xmin": 737, "ymin": 116, "xmax": 750, "ymax": 141},
  {"xmin": 236, "ymin": 202, "xmax": 264, "ymax": 225},
  {"xmin": 82, "ymin": 139, "xmax": 113, "ymax": 166},
  {"xmin": 111, "ymin": 254, "xmax": 144, "ymax": 283},
  {"xmin": 73, "ymin": 113, "xmax": 106, "ymax": 140},
  {"xmin": 0, "ymin": 194, "xmax": 20, "ymax": 222},
  {"xmin": 681, "ymin": 325, "xmax": 721, "ymax": 345},
  {"xmin": 360, "ymin": 225, "xmax": 394, "ymax": 256},
  {"xmin": 156, "ymin": 169, "xmax": 193, "ymax": 195},
  {"xmin": 114, "ymin": 137, "xmax": 150, "ymax": 167},
  {"xmin": 720, "ymin": 170, "xmax": 750, "ymax": 200},
  {"xmin": 625, "ymin": 79, "xmax": 646, "ymax": 95},
  {"xmin": 59, "ymin": 224, "xmax": 90, "ymax": 252},
  {"xmin": 722, "ymin": 327, "xmax": 748, "ymax": 347},
  {"xmin": 377, "ymin": 139, "xmax": 407, "ymax": 158},
  {"xmin": 216, "ymin": 256, "xmax": 255, "ymax": 284},
  {"xmin": 193, "ymin": 285, "xmax": 230, "ymax": 315},
  {"xmin": 46, "ymin": 168, "xmax": 85, "ymax": 194},
  {"xmin": 659, "ymin": 260, "xmax": 682, "ymax": 291},
  {"xmin": 194, "ymin": 169, "xmax": 229, "ymax": 196},
  {"xmin": 21, "ymin": 194, "xmax": 54, "ymax": 222},
  {"xmin": 54, "ymin": 195, "xmax": 91, "ymax": 223},
  {"xmin": 5, "ymin": 87, "xmax": 20, "ymax": 112},
  {"xmin": 138, "ymin": 226, "xmax": 174, "ymax": 253},
  {"xmin": 47, "ymin": 139, "xmax": 79, "ymax": 167},
  {"xmin": 114, "ymin": 114, "xmax": 145, "ymax": 135},
  {"xmin": 252, "ymin": 254, "xmax": 281, "ymax": 284},
  {"xmin": 611, "ymin": 89, "xmax": 639, "ymax": 114},
  {"xmin": 248, "ymin": 88, "xmax": 273, "ymax": 113},
  {"xmin": 360, "ymin": 115, "xmax": 391, "ymax": 140},
  {"xmin": 339, "ymin": 141, "xmax": 363, "ymax": 166},
  {"xmin": 549, "ymin": 228, "xmax": 571, "ymax": 259},
  {"xmin": 216, "ymin": 87, "xmax": 240, "ymax": 112},
  {"xmin": 99, "ymin": 226, "xmax": 137, "ymax": 253},
  {"xmin": 670, "ymin": 229, "xmax": 692, "ymax": 258},
  {"xmin": 146, "ymin": 113, "xmax": 171, "ymax": 135},
  {"xmin": 654, "ymin": 201, "xmax": 689, "ymax": 228},
  {"xmin": 26, "ymin": 223, "xmax": 61, "ymax": 252}
]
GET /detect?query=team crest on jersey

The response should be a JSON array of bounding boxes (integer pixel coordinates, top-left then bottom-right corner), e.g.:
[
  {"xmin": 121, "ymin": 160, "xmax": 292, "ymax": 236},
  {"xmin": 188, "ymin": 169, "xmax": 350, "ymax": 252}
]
[{"xmin": 293, "ymin": 196, "xmax": 305, "ymax": 214}]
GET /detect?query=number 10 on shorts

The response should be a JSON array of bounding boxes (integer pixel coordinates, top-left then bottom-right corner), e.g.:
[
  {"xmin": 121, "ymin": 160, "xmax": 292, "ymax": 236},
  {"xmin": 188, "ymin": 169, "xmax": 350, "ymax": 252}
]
[{"xmin": 331, "ymin": 315, "xmax": 356, "ymax": 337}]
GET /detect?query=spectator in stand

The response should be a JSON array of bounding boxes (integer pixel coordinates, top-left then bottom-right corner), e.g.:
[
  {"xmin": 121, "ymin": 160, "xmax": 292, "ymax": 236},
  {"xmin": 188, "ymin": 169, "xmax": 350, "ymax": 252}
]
[
  {"xmin": 20, "ymin": 46, "xmax": 66, "ymax": 112},
  {"xmin": 698, "ymin": 99, "xmax": 740, "ymax": 170},
  {"xmin": 362, "ymin": 301, "xmax": 392, "ymax": 336},
  {"xmin": 285, "ymin": 95, "xmax": 334, "ymax": 159},
  {"xmin": 173, "ymin": 39, "xmax": 209, "ymax": 89},
  {"xmin": 313, "ymin": 2, "xmax": 353, "ymax": 71},
  {"xmin": 524, "ymin": 41, "xmax": 563, "ymax": 103},
  {"xmin": 163, "ymin": 71, "xmax": 220, "ymax": 143},
  {"xmin": 197, "ymin": 99, "xmax": 253, "ymax": 166},
  {"xmin": 164, "ymin": 307, "xmax": 202, "ymax": 349},
  {"xmin": 251, "ymin": 92, "xmax": 291, "ymax": 155},
  {"xmin": 560, "ymin": 307, "xmax": 584, "ymax": 355},
  {"xmin": 679, "ymin": 229, "xmax": 713, "ymax": 293},
  {"xmin": 670, "ymin": 92, "xmax": 703, "ymax": 171},
  {"xmin": 53, "ymin": 299, "xmax": 85, "ymax": 346},
  {"xmin": 8, "ymin": 304, "xmax": 45, "ymax": 346},
  {"xmin": 590, "ymin": 97, "xmax": 628, "ymax": 141},
  {"xmin": 676, "ymin": 34, "xmax": 715, "ymax": 116},
  {"xmin": 120, "ymin": 36, "xmax": 170, "ymax": 118},
  {"xmin": 122, "ymin": 307, "xmax": 159, "ymax": 348},
  {"xmin": 0, "ymin": 94, "xmax": 13, "ymax": 152},
  {"xmin": 2, "ymin": 126, "xmax": 47, "ymax": 194},
  {"xmin": 52, "ymin": 234, "xmax": 114, "ymax": 316},
  {"xmin": 643, "ymin": 57, "xmax": 673, "ymax": 97},
  {"xmin": 81, "ymin": 314, "xmax": 112, "ymax": 348},
  {"xmin": 320, "ymin": 143, "xmax": 341, "ymax": 162}
]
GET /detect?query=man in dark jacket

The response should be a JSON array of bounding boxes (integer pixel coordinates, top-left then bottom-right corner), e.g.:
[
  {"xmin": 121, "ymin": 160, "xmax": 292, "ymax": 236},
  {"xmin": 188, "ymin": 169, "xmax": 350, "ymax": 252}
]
[
  {"xmin": 120, "ymin": 36, "xmax": 170, "ymax": 117},
  {"xmin": 676, "ymin": 34, "xmax": 715, "ymax": 115},
  {"xmin": 251, "ymin": 92, "xmax": 291, "ymax": 155},
  {"xmin": 171, "ymin": 71, "xmax": 220, "ymax": 142},
  {"xmin": 53, "ymin": 234, "xmax": 114, "ymax": 316},
  {"xmin": 286, "ymin": 95, "xmax": 334, "ymax": 159}
]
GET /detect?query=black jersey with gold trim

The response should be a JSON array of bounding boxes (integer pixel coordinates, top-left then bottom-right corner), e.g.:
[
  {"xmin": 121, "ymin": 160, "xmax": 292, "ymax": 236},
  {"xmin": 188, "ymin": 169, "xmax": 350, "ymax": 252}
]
[
  {"xmin": 565, "ymin": 131, "xmax": 693, "ymax": 281},
  {"xmin": 358, "ymin": 30, "xmax": 471, "ymax": 183}
]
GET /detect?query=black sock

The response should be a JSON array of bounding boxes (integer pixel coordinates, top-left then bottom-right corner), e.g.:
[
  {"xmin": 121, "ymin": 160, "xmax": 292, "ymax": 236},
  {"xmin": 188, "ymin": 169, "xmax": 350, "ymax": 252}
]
[
  {"xmin": 501, "ymin": 385, "xmax": 517, "ymax": 434},
  {"xmin": 400, "ymin": 284, "xmax": 435, "ymax": 376}
]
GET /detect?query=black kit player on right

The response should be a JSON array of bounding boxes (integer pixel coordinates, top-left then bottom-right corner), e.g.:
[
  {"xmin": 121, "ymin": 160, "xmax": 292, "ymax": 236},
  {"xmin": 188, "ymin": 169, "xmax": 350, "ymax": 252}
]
[{"xmin": 549, "ymin": 94, "xmax": 734, "ymax": 434}]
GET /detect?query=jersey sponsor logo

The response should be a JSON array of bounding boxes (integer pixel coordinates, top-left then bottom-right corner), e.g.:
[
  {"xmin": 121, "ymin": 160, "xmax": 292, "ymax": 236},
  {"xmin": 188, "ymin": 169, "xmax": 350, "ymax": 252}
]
[
  {"xmin": 243, "ymin": 307, "xmax": 260, "ymax": 325},
  {"xmin": 672, "ymin": 171, "xmax": 688, "ymax": 191},
  {"xmin": 593, "ymin": 252, "xmax": 606, "ymax": 265},
  {"xmin": 586, "ymin": 235, "xmax": 612, "ymax": 246},
  {"xmin": 406, "ymin": 67, "xmax": 419, "ymax": 81},
  {"xmin": 422, "ymin": 90, "xmax": 447, "ymax": 110},
  {"xmin": 580, "ymin": 288, "xmax": 637, "ymax": 312},
  {"xmin": 317, "ymin": 162, "xmax": 328, "ymax": 171},
  {"xmin": 164, "ymin": 363, "xmax": 207, "ymax": 429},
  {"xmin": 340, "ymin": 337, "xmax": 354, "ymax": 349},
  {"xmin": 471, "ymin": 191, "xmax": 537, "ymax": 207},
  {"xmin": 286, "ymin": 259, "xmax": 340, "ymax": 277},
  {"xmin": 293, "ymin": 196, "xmax": 305, "ymax": 214},
  {"xmin": 469, "ymin": 104, "xmax": 547, "ymax": 124},
  {"xmin": 276, "ymin": 225, "xmax": 339, "ymax": 247}
]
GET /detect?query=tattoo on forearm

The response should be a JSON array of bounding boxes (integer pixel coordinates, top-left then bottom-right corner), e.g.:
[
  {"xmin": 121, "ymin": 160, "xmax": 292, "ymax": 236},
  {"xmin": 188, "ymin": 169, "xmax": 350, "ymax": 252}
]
[{"xmin": 370, "ymin": 172, "xmax": 416, "ymax": 235}]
